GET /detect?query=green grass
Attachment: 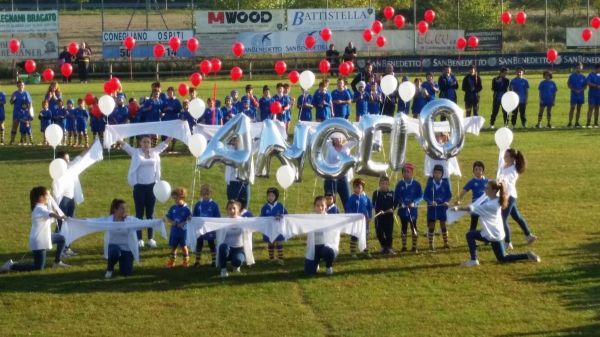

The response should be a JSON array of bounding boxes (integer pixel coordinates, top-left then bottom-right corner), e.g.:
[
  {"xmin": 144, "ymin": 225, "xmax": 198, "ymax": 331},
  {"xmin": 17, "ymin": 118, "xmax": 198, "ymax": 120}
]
[{"xmin": 0, "ymin": 74, "xmax": 599, "ymax": 337}]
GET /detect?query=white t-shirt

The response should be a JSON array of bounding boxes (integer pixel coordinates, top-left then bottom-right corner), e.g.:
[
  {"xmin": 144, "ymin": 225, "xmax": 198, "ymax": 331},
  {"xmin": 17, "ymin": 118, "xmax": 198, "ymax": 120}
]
[
  {"xmin": 224, "ymin": 227, "xmax": 243, "ymax": 248},
  {"xmin": 136, "ymin": 157, "xmax": 157, "ymax": 185},
  {"xmin": 498, "ymin": 164, "xmax": 519, "ymax": 198},
  {"xmin": 314, "ymin": 231, "xmax": 325, "ymax": 245},
  {"xmin": 107, "ymin": 217, "xmax": 131, "ymax": 251},
  {"xmin": 29, "ymin": 204, "xmax": 54, "ymax": 251},
  {"xmin": 470, "ymin": 197, "xmax": 505, "ymax": 242}
]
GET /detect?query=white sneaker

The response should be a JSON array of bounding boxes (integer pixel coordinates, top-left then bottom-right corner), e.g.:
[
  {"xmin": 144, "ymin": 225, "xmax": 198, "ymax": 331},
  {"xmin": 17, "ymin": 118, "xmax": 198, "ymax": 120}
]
[
  {"xmin": 104, "ymin": 271, "xmax": 113, "ymax": 279},
  {"xmin": 138, "ymin": 239, "xmax": 145, "ymax": 248},
  {"xmin": 462, "ymin": 259, "xmax": 480, "ymax": 267},
  {"xmin": 53, "ymin": 261, "xmax": 71, "ymax": 268},
  {"xmin": 527, "ymin": 251, "xmax": 541, "ymax": 263},
  {"xmin": 326, "ymin": 267, "xmax": 333, "ymax": 275},
  {"xmin": 0, "ymin": 259, "xmax": 14, "ymax": 273},
  {"xmin": 276, "ymin": 259, "xmax": 285, "ymax": 266},
  {"xmin": 234, "ymin": 267, "xmax": 241, "ymax": 273},
  {"xmin": 147, "ymin": 239, "xmax": 157, "ymax": 248},
  {"xmin": 504, "ymin": 242, "xmax": 513, "ymax": 251},
  {"xmin": 526, "ymin": 234, "xmax": 538, "ymax": 245},
  {"xmin": 220, "ymin": 268, "xmax": 229, "ymax": 278},
  {"xmin": 63, "ymin": 248, "xmax": 77, "ymax": 257},
  {"xmin": 489, "ymin": 125, "xmax": 495, "ymax": 130}
]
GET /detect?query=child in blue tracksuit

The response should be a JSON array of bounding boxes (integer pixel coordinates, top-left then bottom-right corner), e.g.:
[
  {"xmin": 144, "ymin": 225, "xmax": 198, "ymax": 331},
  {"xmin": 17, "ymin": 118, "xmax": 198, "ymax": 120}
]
[
  {"xmin": 52, "ymin": 99, "xmax": 67, "ymax": 134},
  {"xmin": 367, "ymin": 83, "xmax": 382, "ymax": 115},
  {"xmin": 239, "ymin": 97, "xmax": 256, "ymax": 122},
  {"xmin": 394, "ymin": 163, "xmax": 423, "ymax": 252},
  {"xmin": 0, "ymin": 88, "xmax": 5, "ymax": 145},
  {"xmin": 352, "ymin": 81, "xmax": 368, "ymax": 121},
  {"xmin": 282, "ymin": 83, "xmax": 293, "ymax": 129},
  {"xmin": 331, "ymin": 78, "xmax": 352, "ymax": 119},
  {"xmin": 412, "ymin": 78, "xmax": 430, "ymax": 118},
  {"xmin": 456, "ymin": 161, "xmax": 488, "ymax": 231},
  {"xmin": 325, "ymin": 192, "xmax": 340, "ymax": 214},
  {"xmin": 297, "ymin": 88, "xmax": 314, "ymax": 121},
  {"xmin": 537, "ymin": 70, "xmax": 557, "ymax": 128},
  {"xmin": 258, "ymin": 85, "xmax": 272, "ymax": 122},
  {"xmin": 261, "ymin": 187, "xmax": 288, "ymax": 264},
  {"xmin": 9, "ymin": 80, "xmax": 32, "ymax": 145},
  {"xmin": 199, "ymin": 98, "xmax": 223, "ymax": 125},
  {"xmin": 74, "ymin": 99, "xmax": 89, "ymax": 147},
  {"xmin": 180, "ymin": 100, "xmax": 198, "ymax": 132},
  {"xmin": 140, "ymin": 91, "xmax": 162, "ymax": 123},
  {"xmin": 166, "ymin": 187, "xmax": 192, "ymax": 268},
  {"xmin": 161, "ymin": 87, "xmax": 182, "ymax": 150},
  {"xmin": 423, "ymin": 164, "xmax": 452, "ymax": 251},
  {"xmin": 313, "ymin": 81, "xmax": 332, "ymax": 121},
  {"xmin": 422, "ymin": 72, "xmax": 439, "ymax": 100},
  {"xmin": 18, "ymin": 102, "xmax": 33, "ymax": 145},
  {"xmin": 220, "ymin": 96, "xmax": 236, "ymax": 124},
  {"xmin": 345, "ymin": 178, "xmax": 373, "ymax": 257},
  {"xmin": 65, "ymin": 99, "xmax": 77, "ymax": 146},
  {"xmin": 272, "ymin": 83, "xmax": 291, "ymax": 123},
  {"xmin": 509, "ymin": 67, "xmax": 529, "ymax": 128},
  {"xmin": 192, "ymin": 184, "xmax": 221, "ymax": 267},
  {"xmin": 38, "ymin": 100, "xmax": 52, "ymax": 145},
  {"xmin": 567, "ymin": 62, "xmax": 587, "ymax": 127},
  {"xmin": 108, "ymin": 97, "xmax": 129, "ymax": 126},
  {"xmin": 90, "ymin": 98, "xmax": 106, "ymax": 143}
]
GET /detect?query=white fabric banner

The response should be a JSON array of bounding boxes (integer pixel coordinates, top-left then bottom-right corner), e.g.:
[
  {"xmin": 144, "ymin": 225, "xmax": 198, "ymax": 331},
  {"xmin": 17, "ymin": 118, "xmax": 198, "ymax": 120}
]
[
  {"xmin": 194, "ymin": 10, "xmax": 285, "ymax": 33},
  {"xmin": 193, "ymin": 120, "xmax": 287, "ymax": 141},
  {"xmin": 287, "ymin": 8, "xmax": 375, "ymax": 31},
  {"xmin": 103, "ymin": 120, "xmax": 191, "ymax": 148}
]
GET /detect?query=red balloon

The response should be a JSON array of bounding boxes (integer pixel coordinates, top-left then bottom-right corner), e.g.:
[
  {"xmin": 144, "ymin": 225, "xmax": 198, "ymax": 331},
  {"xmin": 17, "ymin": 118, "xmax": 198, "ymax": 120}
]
[
  {"xmin": 24, "ymin": 60, "xmax": 36, "ymax": 74},
  {"xmin": 199, "ymin": 60, "xmax": 212, "ymax": 75},
  {"xmin": 169, "ymin": 37, "xmax": 181, "ymax": 52},
  {"xmin": 232, "ymin": 42, "xmax": 245, "ymax": 57},
  {"xmin": 109, "ymin": 77, "xmax": 121, "ymax": 91},
  {"xmin": 211, "ymin": 58, "xmax": 222, "ymax": 73},
  {"xmin": 270, "ymin": 101, "xmax": 283, "ymax": 115},
  {"xmin": 500, "ymin": 11, "xmax": 512, "ymax": 25},
  {"xmin": 153, "ymin": 44, "xmax": 166, "ymax": 59},
  {"xmin": 376, "ymin": 35, "xmax": 387, "ymax": 48},
  {"xmin": 187, "ymin": 37, "xmax": 199, "ymax": 53},
  {"xmin": 288, "ymin": 70, "xmax": 300, "ymax": 84},
  {"xmin": 178, "ymin": 83, "xmax": 189, "ymax": 97},
  {"xmin": 516, "ymin": 11, "xmax": 527, "ymax": 25},
  {"xmin": 371, "ymin": 20, "xmax": 383, "ymax": 34},
  {"xmin": 230, "ymin": 66, "xmax": 243, "ymax": 81},
  {"xmin": 592, "ymin": 16, "xmax": 600, "ymax": 29},
  {"xmin": 383, "ymin": 6, "xmax": 395, "ymax": 20},
  {"xmin": 124, "ymin": 36, "xmax": 136, "ymax": 50},
  {"xmin": 456, "ymin": 37, "xmax": 467, "ymax": 50},
  {"xmin": 68, "ymin": 42, "xmax": 79, "ymax": 56},
  {"xmin": 363, "ymin": 29, "xmax": 374, "ymax": 42},
  {"xmin": 84, "ymin": 93, "xmax": 95, "ymax": 106},
  {"xmin": 274, "ymin": 60, "xmax": 287, "ymax": 76},
  {"xmin": 417, "ymin": 20, "xmax": 429, "ymax": 34},
  {"xmin": 190, "ymin": 72, "xmax": 203, "ymax": 87},
  {"xmin": 304, "ymin": 35, "xmax": 316, "ymax": 49},
  {"xmin": 8, "ymin": 39, "xmax": 20, "ymax": 54},
  {"xmin": 546, "ymin": 48, "xmax": 558, "ymax": 63},
  {"xmin": 346, "ymin": 61, "xmax": 355, "ymax": 73},
  {"xmin": 42, "ymin": 69, "xmax": 54, "ymax": 81},
  {"xmin": 582, "ymin": 28, "xmax": 593, "ymax": 42},
  {"xmin": 339, "ymin": 62, "xmax": 351, "ymax": 76},
  {"xmin": 320, "ymin": 27, "xmax": 332, "ymax": 42},
  {"xmin": 424, "ymin": 9, "xmax": 436, "ymax": 23},
  {"xmin": 319, "ymin": 59, "xmax": 330, "ymax": 74},
  {"xmin": 103, "ymin": 81, "xmax": 114, "ymax": 95},
  {"xmin": 467, "ymin": 36, "xmax": 479, "ymax": 48},
  {"xmin": 61, "ymin": 63, "xmax": 73, "ymax": 78},
  {"xmin": 393, "ymin": 15, "xmax": 405, "ymax": 29}
]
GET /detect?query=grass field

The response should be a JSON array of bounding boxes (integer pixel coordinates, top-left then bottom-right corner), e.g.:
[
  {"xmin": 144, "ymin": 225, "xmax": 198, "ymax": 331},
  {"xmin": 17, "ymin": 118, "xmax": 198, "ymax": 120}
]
[{"xmin": 0, "ymin": 73, "xmax": 599, "ymax": 337}]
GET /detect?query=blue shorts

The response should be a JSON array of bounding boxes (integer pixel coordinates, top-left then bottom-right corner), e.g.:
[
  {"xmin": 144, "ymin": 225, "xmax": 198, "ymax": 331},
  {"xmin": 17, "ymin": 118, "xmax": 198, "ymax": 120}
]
[
  {"xmin": 0, "ymin": 111, "xmax": 4, "ymax": 122},
  {"xmin": 40, "ymin": 121, "xmax": 51, "ymax": 132},
  {"xmin": 589, "ymin": 94, "xmax": 600, "ymax": 106},
  {"xmin": 76, "ymin": 122, "xmax": 87, "ymax": 132},
  {"xmin": 263, "ymin": 234, "xmax": 285, "ymax": 243},
  {"xmin": 398, "ymin": 208, "xmax": 418, "ymax": 222},
  {"xmin": 169, "ymin": 226, "xmax": 187, "ymax": 248},
  {"xmin": 65, "ymin": 120, "xmax": 76, "ymax": 132},
  {"xmin": 540, "ymin": 101, "xmax": 554, "ymax": 108},
  {"xmin": 571, "ymin": 93, "xmax": 584, "ymax": 105},
  {"xmin": 426, "ymin": 205, "xmax": 448, "ymax": 222},
  {"xmin": 299, "ymin": 110, "xmax": 312, "ymax": 121}
]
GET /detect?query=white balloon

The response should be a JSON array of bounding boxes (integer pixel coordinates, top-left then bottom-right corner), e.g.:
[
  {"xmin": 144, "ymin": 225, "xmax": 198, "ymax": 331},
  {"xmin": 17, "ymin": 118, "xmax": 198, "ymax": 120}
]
[
  {"xmin": 98, "ymin": 95, "xmax": 116, "ymax": 117},
  {"xmin": 501, "ymin": 91, "xmax": 519, "ymax": 113},
  {"xmin": 49, "ymin": 159, "xmax": 68, "ymax": 180},
  {"xmin": 276, "ymin": 165, "xmax": 295, "ymax": 190},
  {"xmin": 44, "ymin": 124, "xmax": 63, "ymax": 149},
  {"xmin": 398, "ymin": 81, "xmax": 416, "ymax": 103},
  {"xmin": 380, "ymin": 74, "xmax": 398, "ymax": 96},
  {"xmin": 189, "ymin": 98, "xmax": 206, "ymax": 119},
  {"xmin": 299, "ymin": 70, "xmax": 316, "ymax": 90},
  {"xmin": 153, "ymin": 180, "xmax": 172, "ymax": 204},
  {"xmin": 494, "ymin": 127, "xmax": 513, "ymax": 150},
  {"xmin": 187, "ymin": 133, "xmax": 207, "ymax": 158}
]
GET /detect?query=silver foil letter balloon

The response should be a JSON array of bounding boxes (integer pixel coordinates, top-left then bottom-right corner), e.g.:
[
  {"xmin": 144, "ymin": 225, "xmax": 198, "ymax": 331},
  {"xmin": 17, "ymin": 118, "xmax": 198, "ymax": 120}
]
[
  {"xmin": 308, "ymin": 118, "xmax": 362, "ymax": 179},
  {"xmin": 418, "ymin": 99, "xmax": 465, "ymax": 160}
]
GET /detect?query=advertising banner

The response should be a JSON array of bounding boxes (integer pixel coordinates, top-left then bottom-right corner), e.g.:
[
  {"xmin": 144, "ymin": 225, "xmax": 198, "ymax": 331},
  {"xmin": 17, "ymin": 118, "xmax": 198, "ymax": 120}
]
[
  {"xmin": 464, "ymin": 30, "xmax": 502, "ymax": 51},
  {"xmin": 287, "ymin": 8, "xmax": 375, "ymax": 31},
  {"xmin": 566, "ymin": 27, "xmax": 600, "ymax": 48},
  {"xmin": 195, "ymin": 10, "xmax": 285, "ymax": 33},
  {"xmin": 0, "ymin": 10, "xmax": 58, "ymax": 33},
  {"xmin": 0, "ymin": 33, "xmax": 59, "ymax": 60},
  {"xmin": 102, "ymin": 30, "xmax": 195, "ymax": 43}
]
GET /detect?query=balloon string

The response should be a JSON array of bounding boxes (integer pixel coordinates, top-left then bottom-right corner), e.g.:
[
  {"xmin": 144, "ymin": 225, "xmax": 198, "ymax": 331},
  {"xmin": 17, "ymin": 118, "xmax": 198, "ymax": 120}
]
[
  {"xmin": 190, "ymin": 162, "xmax": 197, "ymax": 204},
  {"xmin": 211, "ymin": 81, "xmax": 217, "ymax": 123},
  {"xmin": 283, "ymin": 188, "xmax": 287, "ymax": 205},
  {"xmin": 312, "ymin": 176, "xmax": 317, "ymax": 197}
]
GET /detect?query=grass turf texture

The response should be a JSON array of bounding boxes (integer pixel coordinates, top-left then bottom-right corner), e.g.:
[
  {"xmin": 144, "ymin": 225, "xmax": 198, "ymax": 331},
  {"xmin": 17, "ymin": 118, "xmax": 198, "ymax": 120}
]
[{"xmin": 0, "ymin": 73, "xmax": 599, "ymax": 337}]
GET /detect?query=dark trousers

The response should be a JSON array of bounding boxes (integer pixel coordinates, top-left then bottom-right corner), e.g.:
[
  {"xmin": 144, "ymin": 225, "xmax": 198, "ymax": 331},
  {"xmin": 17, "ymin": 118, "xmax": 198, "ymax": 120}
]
[
  {"xmin": 490, "ymin": 99, "xmax": 508, "ymax": 126},
  {"xmin": 469, "ymin": 214, "xmax": 480, "ymax": 231},
  {"xmin": 465, "ymin": 100, "xmax": 479, "ymax": 117},
  {"xmin": 502, "ymin": 196, "xmax": 531, "ymax": 244},
  {"xmin": 226, "ymin": 181, "xmax": 250, "ymax": 203},
  {"xmin": 324, "ymin": 176, "xmax": 350, "ymax": 211},
  {"xmin": 133, "ymin": 183, "xmax": 155, "ymax": 240},
  {"xmin": 56, "ymin": 197, "xmax": 75, "ymax": 233},
  {"xmin": 466, "ymin": 230, "xmax": 528, "ymax": 262},
  {"xmin": 375, "ymin": 216, "xmax": 394, "ymax": 249},
  {"xmin": 304, "ymin": 244, "xmax": 335, "ymax": 274},
  {"xmin": 10, "ymin": 234, "xmax": 65, "ymax": 271},
  {"xmin": 196, "ymin": 238, "xmax": 215, "ymax": 253},
  {"xmin": 107, "ymin": 244, "xmax": 134, "ymax": 276},
  {"xmin": 400, "ymin": 217, "xmax": 417, "ymax": 235},
  {"xmin": 511, "ymin": 103, "xmax": 527, "ymax": 127},
  {"xmin": 78, "ymin": 60, "xmax": 89, "ymax": 82},
  {"xmin": 218, "ymin": 244, "xmax": 245, "ymax": 269}
]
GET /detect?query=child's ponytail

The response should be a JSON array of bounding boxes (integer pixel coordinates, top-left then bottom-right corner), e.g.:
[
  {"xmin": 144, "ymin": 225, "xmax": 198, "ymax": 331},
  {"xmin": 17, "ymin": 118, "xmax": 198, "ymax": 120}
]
[
  {"xmin": 515, "ymin": 150, "xmax": 527, "ymax": 174},
  {"xmin": 497, "ymin": 182, "xmax": 508, "ymax": 209}
]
